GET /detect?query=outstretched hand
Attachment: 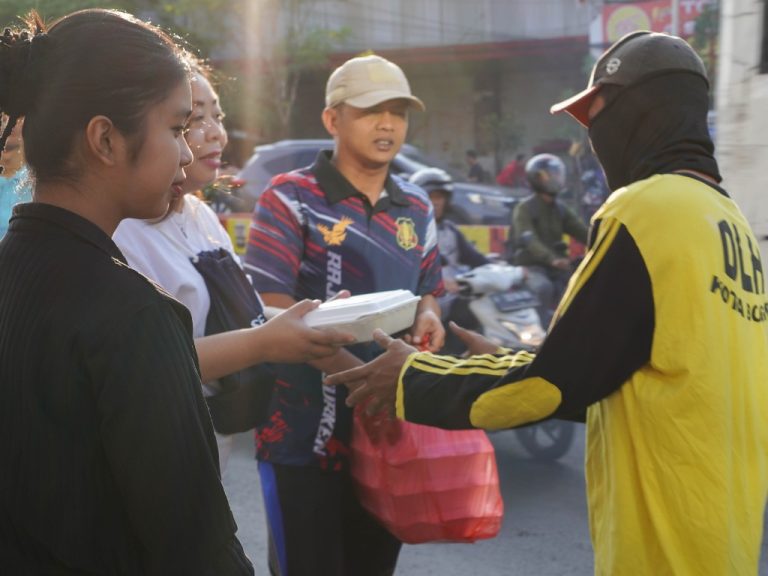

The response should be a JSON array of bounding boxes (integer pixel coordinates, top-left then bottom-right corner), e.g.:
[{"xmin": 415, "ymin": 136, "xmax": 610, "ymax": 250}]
[
  {"xmin": 263, "ymin": 299, "xmax": 356, "ymax": 363},
  {"xmin": 448, "ymin": 321, "xmax": 499, "ymax": 355},
  {"xmin": 324, "ymin": 329, "xmax": 417, "ymax": 416}
]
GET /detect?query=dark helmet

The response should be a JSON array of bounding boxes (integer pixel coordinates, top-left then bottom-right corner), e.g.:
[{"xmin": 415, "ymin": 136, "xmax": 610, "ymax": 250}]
[
  {"xmin": 525, "ymin": 153, "xmax": 566, "ymax": 196},
  {"xmin": 409, "ymin": 167, "xmax": 453, "ymax": 199}
]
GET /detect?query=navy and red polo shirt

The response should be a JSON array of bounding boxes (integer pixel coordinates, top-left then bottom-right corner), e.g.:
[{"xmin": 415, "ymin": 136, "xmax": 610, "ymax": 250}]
[{"xmin": 244, "ymin": 150, "xmax": 444, "ymax": 470}]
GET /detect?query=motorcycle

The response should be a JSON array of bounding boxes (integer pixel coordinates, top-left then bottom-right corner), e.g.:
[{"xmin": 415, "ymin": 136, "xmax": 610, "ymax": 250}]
[{"xmin": 452, "ymin": 263, "xmax": 575, "ymax": 461}]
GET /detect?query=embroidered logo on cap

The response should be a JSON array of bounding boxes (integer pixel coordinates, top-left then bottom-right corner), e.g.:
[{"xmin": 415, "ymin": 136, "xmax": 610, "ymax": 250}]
[{"xmin": 605, "ymin": 57, "xmax": 621, "ymax": 76}]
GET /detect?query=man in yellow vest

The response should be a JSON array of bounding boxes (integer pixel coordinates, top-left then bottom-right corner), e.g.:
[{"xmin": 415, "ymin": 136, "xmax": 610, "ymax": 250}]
[{"xmin": 326, "ymin": 31, "xmax": 768, "ymax": 575}]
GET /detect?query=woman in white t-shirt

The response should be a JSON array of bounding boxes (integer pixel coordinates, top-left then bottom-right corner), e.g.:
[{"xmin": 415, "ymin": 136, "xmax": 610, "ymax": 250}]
[{"xmin": 113, "ymin": 60, "xmax": 353, "ymax": 469}]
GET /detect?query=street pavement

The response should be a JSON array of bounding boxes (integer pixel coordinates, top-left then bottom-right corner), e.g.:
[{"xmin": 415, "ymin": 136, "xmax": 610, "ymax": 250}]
[{"xmin": 223, "ymin": 424, "xmax": 768, "ymax": 575}]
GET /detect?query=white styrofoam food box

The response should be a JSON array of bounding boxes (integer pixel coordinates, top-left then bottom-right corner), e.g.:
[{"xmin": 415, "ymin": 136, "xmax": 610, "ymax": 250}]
[{"xmin": 302, "ymin": 290, "xmax": 421, "ymax": 343}]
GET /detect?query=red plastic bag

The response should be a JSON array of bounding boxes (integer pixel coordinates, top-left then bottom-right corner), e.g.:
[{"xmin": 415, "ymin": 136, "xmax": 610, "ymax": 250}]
[{"xmin": 350, "ymin": 406, "xmax": 504, "ymax": 544}]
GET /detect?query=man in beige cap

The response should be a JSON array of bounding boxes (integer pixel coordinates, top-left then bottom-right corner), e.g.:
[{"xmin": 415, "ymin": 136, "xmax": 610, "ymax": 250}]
[
  {"xmin": 244, "ymin": 54, "xmax": 444, "ymax": 575},
  {"xmin": 326, "ymin": 32, "xmax": 768, "ymax": 575}
]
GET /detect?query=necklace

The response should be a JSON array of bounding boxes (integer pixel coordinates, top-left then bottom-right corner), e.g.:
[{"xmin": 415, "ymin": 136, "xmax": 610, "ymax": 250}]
[{"xmin": 171, "ymin": 210, "xmax": 188, "ymax": 239}]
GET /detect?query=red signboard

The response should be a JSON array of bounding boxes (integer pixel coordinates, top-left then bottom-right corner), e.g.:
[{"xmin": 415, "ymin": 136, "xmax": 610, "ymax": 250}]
[{"xmin": 602, "ymin": 0, "xmax": 713, "ymax": 43}]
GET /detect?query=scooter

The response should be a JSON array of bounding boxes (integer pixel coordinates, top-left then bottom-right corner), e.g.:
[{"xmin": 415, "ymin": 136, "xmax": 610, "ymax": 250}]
[
  {"xmin": 453, "ymin": 263, "xmax": 575, "ymax": 461},
  {"xmin": 455, "ymin": 263, "xmax": 544, "ymax": 350}
]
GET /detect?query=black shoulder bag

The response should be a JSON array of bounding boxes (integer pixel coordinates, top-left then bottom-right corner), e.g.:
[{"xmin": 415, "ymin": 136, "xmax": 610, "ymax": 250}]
[{"xmin": 192, "ymin": 247, "xmax": 275, "ymax": 434}]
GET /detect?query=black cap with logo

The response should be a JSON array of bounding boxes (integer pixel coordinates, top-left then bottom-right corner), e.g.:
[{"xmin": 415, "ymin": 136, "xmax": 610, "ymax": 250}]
[{"xmin": 551, "ymin": 31, "xmax": 708, "ymax": 127}]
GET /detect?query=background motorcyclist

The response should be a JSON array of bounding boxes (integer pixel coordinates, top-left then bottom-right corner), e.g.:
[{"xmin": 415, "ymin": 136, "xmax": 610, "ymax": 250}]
[
  {"xmin": 509, "ymin": 153, "xmax": 588, "ymax": 326},
  {"xmin": 410, "ymin": 168, "xmax": 489, "ymax": 351}
]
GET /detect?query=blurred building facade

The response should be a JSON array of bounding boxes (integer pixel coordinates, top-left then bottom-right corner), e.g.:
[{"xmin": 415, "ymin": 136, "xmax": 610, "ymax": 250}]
[
  {"xmin": 223, "ymin": 1, "xmax": 720, "ymax": 184},
  {"xmin": 716, "ymin": 0, "xmax": 768, "ymax": 248},
  {"xmin": 227, "ymin": 0, "xmax": 597, "ymax": 174}
]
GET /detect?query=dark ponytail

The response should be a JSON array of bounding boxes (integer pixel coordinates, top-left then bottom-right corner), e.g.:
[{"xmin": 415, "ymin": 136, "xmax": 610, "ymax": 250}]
[{"xmin": 0, "ymin": 9, "xmax": 189, "ymax": 181}]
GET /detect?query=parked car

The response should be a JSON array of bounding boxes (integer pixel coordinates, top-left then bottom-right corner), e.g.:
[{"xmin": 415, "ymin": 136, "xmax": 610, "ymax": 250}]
[{"xmin": 236, "ymin": 139, "xmax": 515, "ymax": 225}]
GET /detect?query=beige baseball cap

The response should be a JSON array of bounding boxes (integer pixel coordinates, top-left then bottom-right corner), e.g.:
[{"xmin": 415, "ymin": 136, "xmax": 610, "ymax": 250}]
[{"xmin": 325, "ymin": 54, "xmax": 426, "ymax": 111}]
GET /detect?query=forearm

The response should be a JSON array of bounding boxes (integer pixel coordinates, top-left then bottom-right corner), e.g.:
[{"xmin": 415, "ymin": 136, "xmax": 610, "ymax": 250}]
[
  {"xmin": 195, "ymin": 329, "xmax": 270, "ymax": 383},
  {"xmin": 310, "ymin": 347, "xmax": 363, "ymax": 375},
  {"xmin": 514, "ymin": 211, "xmax": 556, "ymax": 265},
  {"xmin": 397, "ymin": 220, "xmax": 654, "ymax": 431},
  {"xmin": 396, "ymin": 350, "xmax": 556, "ymax": 430},
  {"xmin": 525, "ymin": 239, "xmax": 558, "ymax": 266},
  {"xmin": 455, "ymin": 226, "xmax": 489, "ymax": 268},
  {"xmin": 417, "ymin": 293, "xmax": 441, "ymax": 319},
  {"xmin": 565, "ymin": 214, "xmax": 589, "ymax": 245}
]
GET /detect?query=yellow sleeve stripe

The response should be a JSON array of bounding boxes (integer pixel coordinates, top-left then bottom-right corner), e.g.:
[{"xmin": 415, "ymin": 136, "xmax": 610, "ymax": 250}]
[
  {"xmin": 410, "ymin": 362, "xmax": 520, "ymax": 377},
  {"xmin": 469, "ymin": 376, "xmax": 562, "ymax": 430},
  {"xmin": 410, "ymin": 353, "xmax": 467, "ymax": 369},
  {"xmin": 405, "ymin": 350, "xmax": 535, "ymax": 368},
  {"xmin": 395, "ymin": 351, "xmax": 419, "ymax": 419},
  {"xmin": 397, "ymin": 351, "xmax": 538, "ymax": 420},
  {"xmin": 460, "ymin": 351, "xmax": 535, "ymax": 368},
  {"xmin": 555, "ymin": 218, "xmax": 621, "ymax": 319},
  {"xmin": 409, "ymin": 351, "xmax": 535, "ymax": 375}
]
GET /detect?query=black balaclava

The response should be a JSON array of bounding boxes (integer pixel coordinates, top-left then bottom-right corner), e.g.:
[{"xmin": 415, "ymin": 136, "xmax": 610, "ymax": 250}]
[{"xmin": 588, "ymin": 71, "xmax": 721, "ymax": 191}]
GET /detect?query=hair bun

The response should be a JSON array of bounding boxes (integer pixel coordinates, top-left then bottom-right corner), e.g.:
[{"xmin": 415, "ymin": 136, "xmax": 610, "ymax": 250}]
[
  {"xmin": 0, "ymin": 21, "xmax": 49, "ymax": 116},
  {"xmin": 0, "ymin": 18, "xmax": 50, "ymax": 158}
]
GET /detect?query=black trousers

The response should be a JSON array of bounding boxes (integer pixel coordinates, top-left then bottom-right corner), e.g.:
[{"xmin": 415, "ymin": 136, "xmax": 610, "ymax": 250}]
[{"xmin": 260, "ymin": 461, "xmax": 402, "ymax": 576}]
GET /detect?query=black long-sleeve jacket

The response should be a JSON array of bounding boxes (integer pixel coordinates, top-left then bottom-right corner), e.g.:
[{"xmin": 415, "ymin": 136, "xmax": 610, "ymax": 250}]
[{"xmin": 0, "ymin": 204, "xmax": 252, "ymax": 575}]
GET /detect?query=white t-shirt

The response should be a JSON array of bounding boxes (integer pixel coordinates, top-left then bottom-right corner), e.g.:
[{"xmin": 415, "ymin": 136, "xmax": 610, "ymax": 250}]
[
  {"xmin": 113, "ymin": 194, "xmax": 239, "ymax": 338},
  {"xmin": 114, "ymin": 195, "xmax": 251, "ymax": 469}
]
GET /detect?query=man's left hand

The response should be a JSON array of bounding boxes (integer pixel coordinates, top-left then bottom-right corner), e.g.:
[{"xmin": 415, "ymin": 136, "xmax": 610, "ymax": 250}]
[{"xmin": 404, "ymin": 309, "xmax": 444, "ymax": 352}]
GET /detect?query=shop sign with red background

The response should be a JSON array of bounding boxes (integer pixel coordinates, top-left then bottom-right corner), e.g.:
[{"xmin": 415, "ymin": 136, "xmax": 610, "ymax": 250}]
[{"xmin": 602, "ymin": 0, "xmax": 714, "ymax": 43}]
